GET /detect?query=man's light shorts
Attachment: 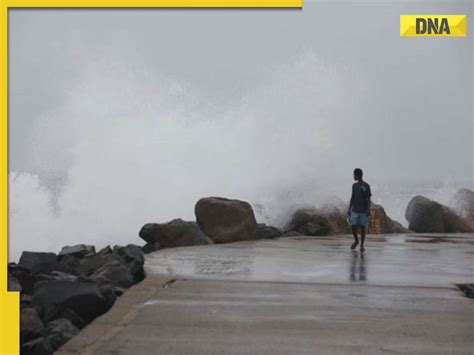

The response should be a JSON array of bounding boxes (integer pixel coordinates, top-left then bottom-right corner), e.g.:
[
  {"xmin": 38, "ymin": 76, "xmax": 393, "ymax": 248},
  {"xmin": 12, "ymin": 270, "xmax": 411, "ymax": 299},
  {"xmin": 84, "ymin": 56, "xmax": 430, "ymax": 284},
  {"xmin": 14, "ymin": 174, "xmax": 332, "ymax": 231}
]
[{"xmin": 350, "ymin": 212, "xmax": 368, "ymax": 226}]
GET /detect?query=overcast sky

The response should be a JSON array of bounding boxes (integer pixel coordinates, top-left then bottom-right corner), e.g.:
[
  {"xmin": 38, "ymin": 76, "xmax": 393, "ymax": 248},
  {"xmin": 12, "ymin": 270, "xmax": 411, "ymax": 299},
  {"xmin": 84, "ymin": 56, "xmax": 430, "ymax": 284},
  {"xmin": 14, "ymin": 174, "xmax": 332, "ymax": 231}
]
[{"xmin": 9, "ymin": 2, "xmax": 473, "ymax": 186}]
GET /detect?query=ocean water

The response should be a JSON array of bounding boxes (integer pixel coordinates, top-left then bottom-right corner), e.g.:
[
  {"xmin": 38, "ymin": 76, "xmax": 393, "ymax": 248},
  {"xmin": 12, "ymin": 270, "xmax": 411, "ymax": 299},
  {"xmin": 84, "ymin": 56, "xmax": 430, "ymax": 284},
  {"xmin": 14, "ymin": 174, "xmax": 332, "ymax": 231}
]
[{"xmin": 9, "ymin": 169, "xmax": 471, "ymax": 263}]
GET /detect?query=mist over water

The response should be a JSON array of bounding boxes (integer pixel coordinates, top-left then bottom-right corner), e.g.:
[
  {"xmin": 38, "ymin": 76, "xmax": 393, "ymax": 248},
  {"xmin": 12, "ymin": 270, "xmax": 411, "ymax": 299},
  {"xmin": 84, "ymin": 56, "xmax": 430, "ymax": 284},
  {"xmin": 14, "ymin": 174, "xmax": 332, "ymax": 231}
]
[
  {"xmin": 9, "ymin": 51, "xmax": 471, "ymax": 261},
  {"xmin": 8, "ymin": 6, "xmax": 473, "ymax": 261},
  {"xmin": 8, "ymin": 53, "xmax": 346, "ymax": 259}
]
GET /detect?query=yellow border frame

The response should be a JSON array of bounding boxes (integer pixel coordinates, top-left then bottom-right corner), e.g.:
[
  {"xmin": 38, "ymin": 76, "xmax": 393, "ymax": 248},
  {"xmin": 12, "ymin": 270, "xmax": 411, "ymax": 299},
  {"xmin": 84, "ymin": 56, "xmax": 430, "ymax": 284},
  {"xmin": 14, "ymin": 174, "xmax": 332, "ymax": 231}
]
[{"xmin": 0, "ymin": 1, "xmax": 301, "ymax": 353}]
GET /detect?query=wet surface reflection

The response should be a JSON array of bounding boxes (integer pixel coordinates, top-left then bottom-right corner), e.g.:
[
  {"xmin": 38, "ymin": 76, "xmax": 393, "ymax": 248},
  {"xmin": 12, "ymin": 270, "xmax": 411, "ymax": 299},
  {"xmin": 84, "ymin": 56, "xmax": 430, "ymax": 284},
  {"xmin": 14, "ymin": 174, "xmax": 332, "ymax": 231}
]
[
  {"xmin": 146, "ymin": 234, "xmax": 474, "ymax": 287},
  {"xmin": 195, "ymin": 255, "xmax": 253, "ymax": 276},
  {"xmin": 349, "ymin": 251, "xmax": 366, "ymax": 282}
]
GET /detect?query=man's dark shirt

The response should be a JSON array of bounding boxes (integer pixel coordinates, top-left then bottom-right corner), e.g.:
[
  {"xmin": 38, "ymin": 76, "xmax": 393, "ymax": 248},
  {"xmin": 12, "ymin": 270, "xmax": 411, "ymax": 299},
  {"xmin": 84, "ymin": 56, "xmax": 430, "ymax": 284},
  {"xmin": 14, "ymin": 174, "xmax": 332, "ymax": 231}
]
[{"xmin": 351, "ymin": 181, "xmax": 372, "ymax": 213}]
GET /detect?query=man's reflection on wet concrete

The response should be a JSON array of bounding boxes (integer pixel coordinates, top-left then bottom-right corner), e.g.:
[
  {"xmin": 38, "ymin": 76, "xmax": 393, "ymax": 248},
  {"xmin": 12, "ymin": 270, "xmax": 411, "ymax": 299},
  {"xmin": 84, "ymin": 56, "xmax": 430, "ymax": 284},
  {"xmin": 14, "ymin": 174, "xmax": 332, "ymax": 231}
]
[{"xmin": 350, "ymin": 251, "xmax": 367, "ymax": 281}]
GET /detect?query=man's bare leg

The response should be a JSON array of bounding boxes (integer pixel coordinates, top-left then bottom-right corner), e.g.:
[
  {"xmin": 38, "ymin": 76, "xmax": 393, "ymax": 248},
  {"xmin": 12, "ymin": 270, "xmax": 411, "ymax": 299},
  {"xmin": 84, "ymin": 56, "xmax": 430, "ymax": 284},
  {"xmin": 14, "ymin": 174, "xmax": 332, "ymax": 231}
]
[
  {"xmin": 360, "ymin": 226, "xmax": 366, "ymax": 252},
  {"xmin": 351, "ymin": 225, "xmax": 359, "ymax": 249}
]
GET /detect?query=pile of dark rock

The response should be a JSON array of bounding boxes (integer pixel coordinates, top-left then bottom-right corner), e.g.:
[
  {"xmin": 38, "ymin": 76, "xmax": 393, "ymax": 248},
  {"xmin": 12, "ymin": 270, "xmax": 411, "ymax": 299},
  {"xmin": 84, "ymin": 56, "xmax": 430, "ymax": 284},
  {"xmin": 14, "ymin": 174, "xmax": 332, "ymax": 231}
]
[
  {"xmin": 12, "ymin": 196, "xmax": 280, "ymax": 354},
  {"xmin": 9, "ymin": 244, "xmax": 145, "ymax": 354}
]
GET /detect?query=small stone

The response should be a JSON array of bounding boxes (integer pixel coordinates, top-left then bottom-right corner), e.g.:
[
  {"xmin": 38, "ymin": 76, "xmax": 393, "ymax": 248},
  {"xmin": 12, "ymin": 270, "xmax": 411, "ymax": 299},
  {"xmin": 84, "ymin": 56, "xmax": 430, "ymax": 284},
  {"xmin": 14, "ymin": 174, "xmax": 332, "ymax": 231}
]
[{"xmin": 58, "ymin": 244, "xmax": 96, "ymax": 259}]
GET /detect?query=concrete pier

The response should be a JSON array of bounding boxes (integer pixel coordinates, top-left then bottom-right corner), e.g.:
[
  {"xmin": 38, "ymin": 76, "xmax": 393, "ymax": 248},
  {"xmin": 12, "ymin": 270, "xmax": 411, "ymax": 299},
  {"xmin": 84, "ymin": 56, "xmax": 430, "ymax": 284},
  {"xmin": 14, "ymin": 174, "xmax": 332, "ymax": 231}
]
[{"xmin": 57, "ymin": 234, "xmax": 474, "ymax": 354}]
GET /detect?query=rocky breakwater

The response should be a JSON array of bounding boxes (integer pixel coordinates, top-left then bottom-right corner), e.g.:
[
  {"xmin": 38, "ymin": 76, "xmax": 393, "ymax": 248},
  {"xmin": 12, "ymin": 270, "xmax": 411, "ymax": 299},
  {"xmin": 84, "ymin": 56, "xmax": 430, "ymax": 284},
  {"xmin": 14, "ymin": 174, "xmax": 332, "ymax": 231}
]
[
  {"xmin": 8, "ymin": 244, "xmax": 145, "ymax": 355},
  {"xmin": 139, "ymin": 197, "xmax": 409, "ymax": 250},
  {"xmin": 12, "ymin": 197, "xmax": 281, "ymax": 354}
]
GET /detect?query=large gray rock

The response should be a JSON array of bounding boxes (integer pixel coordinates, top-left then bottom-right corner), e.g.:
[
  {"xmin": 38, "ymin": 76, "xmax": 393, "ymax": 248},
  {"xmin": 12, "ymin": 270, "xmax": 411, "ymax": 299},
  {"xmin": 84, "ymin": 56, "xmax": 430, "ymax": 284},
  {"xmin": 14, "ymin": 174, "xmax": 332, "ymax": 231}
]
[
  {"xmin": 58, "ymin": 255, "xmax": 81, "ymax": 276},
  {"xmin": 20, "ymin": 307, "xmax": 44, "ymax": 343},
  {"xmin": 99, "ymin": 284, "xmax": 118, "ymax": 309},
  {"xmin": 76, "ymin": 253, "xmax": 125, "ymax": 277},
  {"xmin": 195, "ymin": 197, "xmax": 258, "ymax": 243},
  {"xmin": 37, "ymin": 271, "xmax": 78, "ymax": 283},
  {"xmin": 21, "ymin": 336, "xmax": 53, "ymax": 355},
  {"xmin": 8, "ymin": 275, "xmax": 22, "ymax": 292},
  {"xmin": 97, "ymin": 245, "xmax": 113, "ymax": 257},
  {"xmin": 32, "ymin": 280, "xmax": 110, "ymax": 323},
  {"xmin": 113, "ymin": 244, "xmax": 145, "ymax": 282},
  {"xmin": 113, "ymin": 244, "xmax": 143, "ymax": 265},
  {"xmin": 32, "ymin": 272, "xmax": 79, "ymax": 294},
  {"xmin": 142, "ymin": 242, "xmax": 162, "ymax": 254},
  {"xmin": 42, "ymin": 318, "xmax": 79, "ymax": 350},
  {"xmin": 18, "ymin": 252, "xmax": 61, "ymax": 274},
  {"xmin": 450, "ymin": 188, "xmax": 474, "ymax": 223},
  {"xmin": 89, "ymin": 260, "xmax": 135, "ymax": 288},
  {"xmin": 405, "ymin": 195, "xmax": 473, "ymax": 233},
  {"xmin": 8, "ymin": 263, "xmax": 36, "ymax": 294},
  {"xmin": 139, "ymin": 219, "xmax": 213, "ymax": 248},
  {"xmin": 59, "ymin": 308, "xmax": 87, "ymax": 330}
]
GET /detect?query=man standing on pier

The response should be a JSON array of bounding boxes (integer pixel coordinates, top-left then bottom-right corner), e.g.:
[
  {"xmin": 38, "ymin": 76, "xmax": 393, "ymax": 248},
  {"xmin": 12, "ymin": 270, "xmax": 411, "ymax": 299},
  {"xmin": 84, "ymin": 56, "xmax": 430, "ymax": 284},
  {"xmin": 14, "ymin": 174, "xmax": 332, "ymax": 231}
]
[{"xmin": 348, "ymin": 168, "xmax": 372, "ymax": 252}]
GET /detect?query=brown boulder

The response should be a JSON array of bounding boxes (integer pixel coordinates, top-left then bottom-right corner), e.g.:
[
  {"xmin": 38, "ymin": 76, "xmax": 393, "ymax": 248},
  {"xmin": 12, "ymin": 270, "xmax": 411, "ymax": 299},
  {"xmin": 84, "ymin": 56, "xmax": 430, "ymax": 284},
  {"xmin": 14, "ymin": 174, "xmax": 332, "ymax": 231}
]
[
  {"xmin": 289, "ymin": 203, "xmax": 408, "ymax": 236},
  {"xmin": 368, "ymin": 203, "xmax": 410, "ymax": 234},
  {"xmin": 288, "ymin": 206, "xmax": 350, "ymax": 236},
  {"xmin": 195, "ymin": 197, "xmax": 258, "ymax": 243},
  {"xmin": 405, "ymin": 195, "xmax": 473, "ymax": 233},
  {"xmin": 139, "ymin": 219, "xmax": 213, "ymax": 248}
]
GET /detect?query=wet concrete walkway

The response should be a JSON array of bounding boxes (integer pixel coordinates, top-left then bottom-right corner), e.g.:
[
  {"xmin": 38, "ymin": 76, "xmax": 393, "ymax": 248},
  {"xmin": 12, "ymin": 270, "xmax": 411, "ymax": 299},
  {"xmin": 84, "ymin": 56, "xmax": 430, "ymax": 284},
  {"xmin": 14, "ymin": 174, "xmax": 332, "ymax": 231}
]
[{"xmin": 58, "ymin": 234, "xmax": 474, "ymax": 354}]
